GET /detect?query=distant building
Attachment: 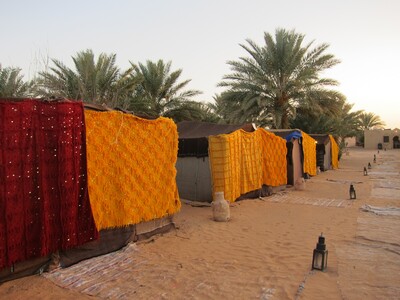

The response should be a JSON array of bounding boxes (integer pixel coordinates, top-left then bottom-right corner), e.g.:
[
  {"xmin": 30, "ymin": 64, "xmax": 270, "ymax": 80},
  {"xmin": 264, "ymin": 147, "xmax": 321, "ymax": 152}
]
[{"xmin": 364, "ymin": 128, "xmax": 400, "ymax": 149}]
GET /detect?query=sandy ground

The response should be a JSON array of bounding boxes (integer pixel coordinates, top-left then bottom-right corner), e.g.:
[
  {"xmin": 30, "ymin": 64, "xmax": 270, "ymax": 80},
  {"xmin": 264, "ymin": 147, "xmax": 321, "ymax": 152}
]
[{"xmin": 0, "ymin": 148, "xmax": 399, "ymax": 299}]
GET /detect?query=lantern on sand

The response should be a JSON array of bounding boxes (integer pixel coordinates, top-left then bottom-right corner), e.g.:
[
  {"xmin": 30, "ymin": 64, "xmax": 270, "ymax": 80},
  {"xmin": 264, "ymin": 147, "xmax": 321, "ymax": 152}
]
[
  {"xmin": 312, "ymin": 233, "xmax": 328, "ymax": 271},
  {"xmin": 349, "ymin": 184, "xmax": 357, "ymax": 200},
  {"xmin": 349, "ymin": 184, "xmax": 356, "ymax": 200}
]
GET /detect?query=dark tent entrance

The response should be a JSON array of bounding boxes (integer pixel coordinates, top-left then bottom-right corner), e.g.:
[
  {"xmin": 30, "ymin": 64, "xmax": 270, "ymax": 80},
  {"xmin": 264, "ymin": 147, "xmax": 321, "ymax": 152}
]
[
  {"xmin": 393, "ymin": 136, "xmax": 400, "ymax": 149},
  {"xmin": 310, "ymin": 134, "xmax": 332, "ymax": 172}
]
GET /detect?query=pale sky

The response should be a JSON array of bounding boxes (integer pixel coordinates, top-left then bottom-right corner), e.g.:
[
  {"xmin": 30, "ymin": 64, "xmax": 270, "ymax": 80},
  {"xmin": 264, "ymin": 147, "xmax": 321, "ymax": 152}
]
[{"xmin": 1, "ymin": 0, "xmax": 399, "ymax": 128}]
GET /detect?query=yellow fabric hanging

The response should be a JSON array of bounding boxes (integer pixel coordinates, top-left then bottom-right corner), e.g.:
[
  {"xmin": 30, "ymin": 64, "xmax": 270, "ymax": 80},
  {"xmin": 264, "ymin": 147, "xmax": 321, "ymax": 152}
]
[
  {"xmin": 301, "ymin": 131, "xmax": 317, "ymax": 176},
  {"xmin": 85, "ymin": 110, "xmax": 180, "ymax": 230},
  {"xmin": 208, "ymin": 128, "xmax": 288, "ymax": 202},
  {"xmin": 329, "ymin": 134, "xmax": 339, "ymax": 169},
  {"xmin": 209, "ymin": 130, "xmax": 262, "ymax": 202},
  {"xmin": 259, "ymin": 128, "xmax": 287, "ymax": 186}
]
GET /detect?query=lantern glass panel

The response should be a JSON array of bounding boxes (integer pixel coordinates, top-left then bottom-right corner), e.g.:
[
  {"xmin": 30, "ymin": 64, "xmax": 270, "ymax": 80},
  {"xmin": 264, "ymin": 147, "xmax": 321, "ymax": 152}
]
[
  {"xmin": 312, "ymin": 249, "xmax": 328, "ymax": 271},
  {"xmin": 313, "ymin": 251, "xmax": 323, "ymax": 269}
]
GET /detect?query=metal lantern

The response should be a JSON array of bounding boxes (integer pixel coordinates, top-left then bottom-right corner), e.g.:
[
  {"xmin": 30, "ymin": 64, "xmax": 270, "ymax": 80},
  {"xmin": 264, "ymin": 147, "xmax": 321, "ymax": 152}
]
[
  {"xmin": 363, "ymin": 167, "xmax": 368, "ymax": 176},
  {"xmin": 349, "ymin": 184, "xmax": 356, "ymax": 199},
  {"xmin": 312, "ymin": 233, "xmax": 328, "ymax": 271},
  {"xmin": 368, "ymin": 162, "xmax": 372, "ymax": 169}
]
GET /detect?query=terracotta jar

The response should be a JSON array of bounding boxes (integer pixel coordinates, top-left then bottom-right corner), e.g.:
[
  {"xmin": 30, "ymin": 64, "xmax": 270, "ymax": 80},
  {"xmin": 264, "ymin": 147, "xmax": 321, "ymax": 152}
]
[
  {"xmin": 294, "ymin": 177, "xmax": 306, "ymax": 190},
  {"xmin": 212, "ymin": 192, "xmax": 230, "ymax": 222}
]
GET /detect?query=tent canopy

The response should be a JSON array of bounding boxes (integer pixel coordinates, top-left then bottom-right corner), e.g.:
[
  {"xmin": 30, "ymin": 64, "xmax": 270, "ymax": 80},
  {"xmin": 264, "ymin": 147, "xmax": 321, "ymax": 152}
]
[
  {"xmin": 309, "ymin": 134, "xmax": 331, "ymax": 145},
  {"xmin": 177, "ymin": 121, "xmax": 255, "ymax": 157},
  {"xmin": 269, "ymin": 129, "xmax": 302, "ymax": 141},
  {"xmin": 177, "ymin": 121, "xmax": 255, "ymax": 139}
]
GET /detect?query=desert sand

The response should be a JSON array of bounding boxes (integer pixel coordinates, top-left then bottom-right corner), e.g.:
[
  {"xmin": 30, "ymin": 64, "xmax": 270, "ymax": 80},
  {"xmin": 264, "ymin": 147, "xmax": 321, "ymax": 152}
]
[{"xmin": 0, "ymin": 148, "xmax": 399, "ymax": 299}]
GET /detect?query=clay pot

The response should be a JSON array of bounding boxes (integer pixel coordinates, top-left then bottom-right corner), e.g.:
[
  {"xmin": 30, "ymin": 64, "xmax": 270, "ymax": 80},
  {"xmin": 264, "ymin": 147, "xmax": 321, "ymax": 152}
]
[
  {"xmin": 212, "ymin": 192, "xmax": 230, "ymax": 222},
  {"xmin": 294, "ymin": 177, "xmax": 306, "ymax": 191}
]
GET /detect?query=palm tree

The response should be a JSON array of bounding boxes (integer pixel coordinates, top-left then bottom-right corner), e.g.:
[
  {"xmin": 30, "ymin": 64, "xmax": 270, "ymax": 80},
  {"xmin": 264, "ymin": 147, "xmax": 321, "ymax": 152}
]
[
  {"xmin": 192, "ymin": 99, "xmax": 223, "ymax": 123},
  {"xmin": 219, "ymin": 28, "xmax": 344, "ymax": 129},
  {"xmin": 34, "ymin": 50, "xmax": 135, "ymax": 107},
  {"xmin": 358, "ymin": 112, "xmax": 386, "ymax": 130},
  {"xmin": 333, "ymin": 102, "xmax": 362, "ymax": 150},
  {"xmin": 165, "ymin": 101, "xmax": 221, "ymax": 122},
  {"xmin": 290, "ymin": 95, "xmax": 346, "ymax": 133},
  {"xmin": 295, "ymin": 101, "xmax": 361, "ymax": 157},
  {"xmin": 290, "ymin": 110, "xmax": 337, "ymax": 134},
  {"xmin": 0, "ymin": 65, "xmax": 31, "ymax": 97},
  {"xmin": 206, "ymin": 93, "xmax": 242, "ymax": 124},
  {"xmin": 127, "ymin": 59, "xmax": 202, "ymax": 120}
]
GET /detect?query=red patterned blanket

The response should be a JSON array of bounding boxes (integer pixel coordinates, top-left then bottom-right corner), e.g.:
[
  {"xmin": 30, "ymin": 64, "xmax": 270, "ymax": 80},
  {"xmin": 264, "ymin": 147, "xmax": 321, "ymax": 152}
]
[{"xmin": 0, "ymin": 99, "xmax": 98, "ymax": 269}]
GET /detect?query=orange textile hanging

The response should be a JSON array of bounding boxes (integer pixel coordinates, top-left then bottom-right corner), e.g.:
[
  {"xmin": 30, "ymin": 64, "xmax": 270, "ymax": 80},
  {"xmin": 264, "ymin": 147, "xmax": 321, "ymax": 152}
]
[
  {"xmin": 329, "ymin": 135, "xmax": 339, "ymax": 169},
  {"xmin": 208, "ymin": 130, "xmax": 262, "ymax": 202},
  {"xmin": 301, "ymin": 131, "xmax": 317, "ymax": 176},
  {"xmin": 259, "ymin": 129, "xmax": 287, "ymax": 186},
  {"xmin": 84, "ymin": 110, "xmax": 180, "ymax": 230}
]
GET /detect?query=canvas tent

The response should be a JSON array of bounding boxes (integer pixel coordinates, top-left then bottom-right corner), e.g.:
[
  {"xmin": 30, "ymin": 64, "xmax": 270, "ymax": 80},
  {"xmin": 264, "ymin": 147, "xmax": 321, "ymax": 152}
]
[
  {"xmin": 0, "ymin": 99, "xmax": 99, "ymax": 282},
  {"xmin": 308, "ymin": 134, "xmax": 339, "ymax": 171},
  {"xmin": 1, "ymin": 101, "xmax": 180, "ymax": 282},
  {"xmin": 269, "ymin": 129, "xmax": 317, "ymax": 185},
  {"xmin": 301, "ymin": 131, "xmax": 318, "ymax": 176},
  {"xmin": 329, "ymin": 135, "xmax": 339, "ymax": 169},
  {"xmin": 177, "ymin": 121, "xmax": 287, "ymax": 203},
  {"xmin": 57, "ymin": 106, "xmax": 181, "ymax": 267},
  {"xmin": 269, "ymin": 129, "xmax": 304, "ymax": 186},
  {"xmin": 310, "ymin": 134, "xmax": 332, "ymax": 171},
  {"xmin": 177, "ymin": 121, "xmax": 255, "ymax": 202},
  {"xmin": 208, "ymin": 128, "xmax": 288, "ymax": 202}
]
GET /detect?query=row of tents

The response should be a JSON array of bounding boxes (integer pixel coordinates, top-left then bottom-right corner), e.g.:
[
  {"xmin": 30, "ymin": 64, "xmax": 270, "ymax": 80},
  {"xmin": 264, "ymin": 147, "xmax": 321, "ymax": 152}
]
[
  {"xmin": 177, "ymin": 121, "xmax": 339, "ymax": 202},
  {"xmin": 0, "ymin": 98, "xmax": 339, "ymax": 283}
]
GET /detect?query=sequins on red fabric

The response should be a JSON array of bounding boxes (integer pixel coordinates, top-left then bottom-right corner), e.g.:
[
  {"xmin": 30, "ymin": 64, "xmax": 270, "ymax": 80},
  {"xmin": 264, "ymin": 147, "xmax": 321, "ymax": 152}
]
[{"xmin": 0, "ymin": 99, "xmax": 98, "ymax": 269}]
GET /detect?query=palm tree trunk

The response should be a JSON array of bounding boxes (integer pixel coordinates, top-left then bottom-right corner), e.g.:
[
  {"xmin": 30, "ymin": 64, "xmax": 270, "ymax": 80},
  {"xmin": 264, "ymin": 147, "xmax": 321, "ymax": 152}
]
[
  {"xmin": 281, "ymin": 112, "xmax": 290, "ymax": 129},
  {"xmin": 277, "ymin": 94, "xmax": 290, "ymax": 129}
]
